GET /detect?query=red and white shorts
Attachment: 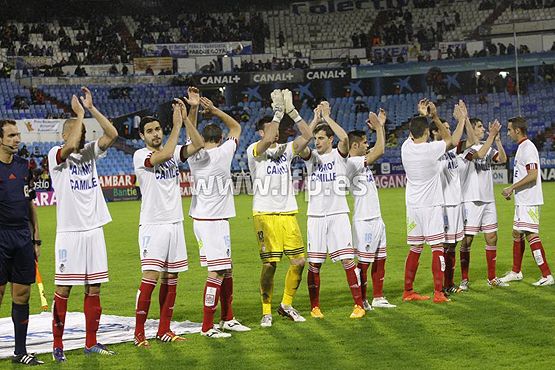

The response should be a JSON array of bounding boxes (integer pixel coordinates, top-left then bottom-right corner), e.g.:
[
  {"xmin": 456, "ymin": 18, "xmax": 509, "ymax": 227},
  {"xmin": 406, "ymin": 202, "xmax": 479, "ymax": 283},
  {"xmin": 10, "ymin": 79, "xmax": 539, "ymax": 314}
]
[
  {"xmin": 463, "ymin": 201, "xmax": 498, "ymax": 235},
  {"xmin": 444, "ymin": 204, "xmax": 464, "ymax": 243},
  {"xmin": 406, "ymin": 206, "xmax": 444, "ymax": 246},
  {"xmin": 352, "ymin": 217, "xmax": 387, "ymax": 263},
  {"xmin": 307, "ymin": 213, "xmax": 354, "ymax": 263},
  {"xmin": 513, "ymin": 205, "xmax": 541, "ymax": 233},
  {"xmin": 193, "ymin": 219, "xmax": 232, "ymax": 271},
  {"xmin": 139, "ymin": 222, "xmax": 188, "ymax": 273},
  {"xmin": 55, "ymin": 227, "xmax": 109, "ymax": 286}
]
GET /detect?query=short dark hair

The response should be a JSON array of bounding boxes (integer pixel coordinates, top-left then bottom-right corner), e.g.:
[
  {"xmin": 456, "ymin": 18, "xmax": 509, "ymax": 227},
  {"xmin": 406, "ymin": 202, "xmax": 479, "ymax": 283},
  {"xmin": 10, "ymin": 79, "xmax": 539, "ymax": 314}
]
[
  {"xmin": 469, "ymin": 118, "xmax": 482, "ymax": 128},
  {"xmin": 313, "ymin": 124, "xmax": 334, "ymax": 138},
  {"xmin": 509, "ymin": 116, "xmax": 528, "ymax": 135},
  {"xmin": 409, "ymin": 116, "xmax": 429, "ymax": 139},
  {"xmin": 0, "ymin": 119, "xmax": 16, "ymax": 138},
  {"xmin": 348, "ymin": 130, "xmax": 366, "ymax": 147},
  {"xmin": 139, "ymin": 116, "xmax": 159, "ymax": 134},
  {"xmin": 256, "ymin": 116, "xmax": 273, "ymax": 131},
  {"xmin": 203, "ymin": 124, "xmax": 223, "ymax": 143}
]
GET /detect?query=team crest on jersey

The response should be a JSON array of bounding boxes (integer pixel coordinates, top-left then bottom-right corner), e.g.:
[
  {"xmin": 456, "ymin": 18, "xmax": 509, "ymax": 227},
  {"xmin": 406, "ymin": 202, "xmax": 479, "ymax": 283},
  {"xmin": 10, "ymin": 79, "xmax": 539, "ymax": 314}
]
[
  {"xmin": 257, "ymin": 231, "xmax": 264, "ymax": 241},
  {"xmin": 226, "ymin": 248, "xmax": 230, "ymax": 257},
  {"xmin": 59, "ymin": 264, "xmax": 65, "ymax": 272},
  {"xmin": 143, "ymin": 249, "xmax": 148, "ymax": 258}
]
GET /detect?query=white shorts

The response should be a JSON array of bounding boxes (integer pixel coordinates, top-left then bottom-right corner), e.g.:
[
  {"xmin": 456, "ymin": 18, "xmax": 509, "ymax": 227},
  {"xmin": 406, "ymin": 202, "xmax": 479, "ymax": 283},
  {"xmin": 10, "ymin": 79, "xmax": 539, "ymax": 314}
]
[
  {"xmin": 307, "ymin": 213, "xmax": 354, "ymax": 263},
  {"xmin": 513, "ymin": 205, "xmax": 541, "ymax": 233},
  {"xmin": 55, "ymin": 227, "xmax": 109, "ymax": 286},
  {"xmin": 139, "ymin": 222, "xmax": 188, "ymax": 273},
  {"xmin": 352, "ymin": 217, "xmax": 387, "ymax": 263},
  {"xmin": 193, "ymin": 219, "xmax": 232, "ymax": 271},
  {"xmin": 406, "ymin": 206, "xmax": 444, "ymax": 246},
  {"xmin": 444, "ymin": 204, "xmax": 464, "ymax": 244},
  {"xmin": 463, "ymin": 201, "xmax": 498, "ymax": 235}
]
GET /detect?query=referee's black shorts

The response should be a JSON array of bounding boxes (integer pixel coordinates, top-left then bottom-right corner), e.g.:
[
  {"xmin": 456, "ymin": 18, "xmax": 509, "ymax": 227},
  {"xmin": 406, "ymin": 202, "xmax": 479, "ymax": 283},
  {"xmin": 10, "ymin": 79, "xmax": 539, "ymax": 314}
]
[{"xmin": 0, "ymin": 228, "xmax": 35, "ymax": 286}]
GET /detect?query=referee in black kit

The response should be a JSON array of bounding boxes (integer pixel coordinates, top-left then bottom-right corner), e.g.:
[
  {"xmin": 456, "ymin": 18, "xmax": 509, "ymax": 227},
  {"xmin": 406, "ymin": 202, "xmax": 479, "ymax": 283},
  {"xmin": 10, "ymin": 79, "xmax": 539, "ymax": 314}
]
[{"xmin": 0, "ymin": 119, "xmax": 43, "ymax": 366}]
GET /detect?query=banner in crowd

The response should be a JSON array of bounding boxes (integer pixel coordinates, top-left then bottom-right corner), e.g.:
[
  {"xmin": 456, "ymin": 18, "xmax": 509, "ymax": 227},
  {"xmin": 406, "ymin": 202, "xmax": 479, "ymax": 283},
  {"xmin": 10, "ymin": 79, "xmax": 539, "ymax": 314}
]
[
  {"xmin": 133, "ymin": 57, "xmax": 173, "ymax": 73},
  {"xmin": 33, "ymin": 191, "xmax": 56, "ymax": 207},
  {"xmin": 291, "ymin": 0, "xmax": 373, "ymax": 15},
  {"xmin": 0, "ymin": 312, "xmax": 201, "ymax": 359},
  {"xmin": 11, "ymin": 56, "xmax": 54, "ymax": 68},
  {"xmin": 144, "ymin": 41, "xmax": 252, "ymax": 57},
  {"xmin": 193, "ymin": 70, "xmax": 305, "ymax": 86},
  {"xmin": 371, "ymin": 44, "xmax": 409, "ymax": 59},
  {"xmin": 305, "ymin": 68, "xmax": 351, "ymax": 80},
  {"xmin": 18, "ymin": 119, "xmax": 64, "ymax": 133},
  {"xmin": 438, "ymin": 41, "xmax": 484, "ymax": 55}
]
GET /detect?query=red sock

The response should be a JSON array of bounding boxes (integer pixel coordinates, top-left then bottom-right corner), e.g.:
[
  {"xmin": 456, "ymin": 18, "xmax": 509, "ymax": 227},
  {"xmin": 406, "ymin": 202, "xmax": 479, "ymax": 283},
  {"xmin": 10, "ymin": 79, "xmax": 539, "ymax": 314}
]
[
  {"xmin": 371, "ymin": 259, "xmax": 385, "ymax": 298},
  {"xmin": 134, "ymin": 278, "xmax": 156, "ymax": 337},
  {"xmin": 84, "ymin": 293, "xmax": 101, "ymax": 348},
  {"xmin": 431, "ymin": 247, "xmax": 445, "ymax": 293},
  {"xmin": 159, "ymin": 280, "xmax": 168, "ymax": 311},
  {"xmin": 443, "ymin": 248, "xmax": 456, "ymax": 287},
  {"xmin": 485, "ymin": 245, "xmax": 497, "ymax": 280},
  {"xmin": 529, "ymin": 236, "xmax": 552, "ymax": 277},
  {"xmin": 157, "ymin": 278, "xmax": 177, "ymax": 335},
  {"xmin": 52, "ymin": 293, "xmax": 68, "ymax": 349},
  {"xmin": 202, "ymin": 277, "xmax": 222, "ymax": 333},
  {"xmin": 344, "ymin": 260, "xmax": 363, "ymax": 307},
  {"xmin": 357, "ymin": 262, "xmax": 370, "ymax": 301},
  {"xmin": 460, "ymin": 245, "xmax": 471, "ymax": 281},
  {"xmin": 220, "ymin": 272, "xmax": 234, "ymax": 322},
  {"xmin": 512, "ymin": 235, "xmax": 525, "ymax": 273},
  {"xmin": 404, "ymin": 246, "xmax": 422, "ymax": 291},
  {"xmin": 307, "ymin": 263, "xmax": 321, "ymax": 309}
]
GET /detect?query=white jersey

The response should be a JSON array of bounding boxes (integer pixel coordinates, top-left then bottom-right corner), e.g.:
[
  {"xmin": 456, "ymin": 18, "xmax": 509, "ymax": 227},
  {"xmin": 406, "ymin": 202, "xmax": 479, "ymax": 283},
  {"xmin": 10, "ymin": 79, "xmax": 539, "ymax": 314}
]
[
  {"xmin": 188, "ymin": 138, "xmax": 237, "ymax": 219},
  {"xmin": 247, "ymin": 141, "xmax": 298, "ymax": 214},
  {"xmin": 134, "ymin": 146, "xmax": 184, "ymax": 225},
  {"xmin": 439, "ymin": 148, "xmax": 462, "ymax": 206},
  {"xmin": 304, "ymin": 148, "xmax": 349, "ymax": 216},
  {"xmin": 460, "ymin": 143, "xmax": 498, "ymax": 203},
  {"xmin": 346, "ymin": 156, "xmax": 381, "ymax": 220},
  {"xmin": 48, "ymin": 140, "xmax": 111, "ymax": 232},
  {"xmin": 401, "ymin": 139, "xmax": 446, "ymax": 208},
  {"xmin": 513, "ymin": 138, "xmax": 543, "ymax": 205}
]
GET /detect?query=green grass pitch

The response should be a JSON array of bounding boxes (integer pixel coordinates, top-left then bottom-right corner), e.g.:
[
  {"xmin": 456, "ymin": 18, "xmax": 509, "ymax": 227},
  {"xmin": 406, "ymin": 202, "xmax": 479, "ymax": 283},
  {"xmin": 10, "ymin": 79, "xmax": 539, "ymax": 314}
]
[{"xmin": 2, "ymin": 184, "xmax": 555, "ymax": 369}]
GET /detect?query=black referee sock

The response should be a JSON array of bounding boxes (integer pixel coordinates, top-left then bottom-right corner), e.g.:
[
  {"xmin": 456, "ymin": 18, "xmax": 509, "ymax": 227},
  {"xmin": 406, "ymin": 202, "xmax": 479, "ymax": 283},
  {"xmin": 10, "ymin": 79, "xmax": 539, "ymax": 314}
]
[{"xmin": 12, "ymin": 302, "xmax": 29, "ymax": 356}]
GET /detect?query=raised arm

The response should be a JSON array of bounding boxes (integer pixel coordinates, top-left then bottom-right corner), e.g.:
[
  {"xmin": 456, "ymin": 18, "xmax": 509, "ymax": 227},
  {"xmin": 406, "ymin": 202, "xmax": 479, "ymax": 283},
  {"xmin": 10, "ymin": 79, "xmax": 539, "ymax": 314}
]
[
  {"xmin": 176, "ymin": 99, "xmax": 204, "ymax": 159},
  {"xmin": 80, "ymin": 87, "xmax": 118, "ymax": 151},
  {"xmin": 494, "ymin": 133, "xmax": 507, "ymax": 164},
  {"xmin": 473, "ymin": 120, "xmax": 501, "ymax": 159},
  {"xmin": 428, "ymin": 101, "xmax": 452, "ymax": 150},
  {"xmin": 59, "ymin": 95, "xmax": 85, "ymax": 161},
  {"xmin": 184, "ymin": 86, "xmax": 200, "ymax": 128},
  {"xmin": 451, "ymin": 102, "xmax": 465, "ymax": 147},
  {"xmin": 200, "ymin": 96, "xmax": 241, "ymax": 139},
  {"xmin": 255, "ymin": 89, "xmax": 283, "ymax": 156},
  {"xmin": 282, "ymin": 88, "xmax": 312, "ymax": 154},
  {"xmin": 149, "ymin": 100, "xmax": 183, "ymax": 166},
  {"xmin": 298, "ymin": 105, "xmax": 321, "ymax": 159},
  {"xmin": 365, "ymin": 109, "xmax": 386, "ymax": 164},
  {"xmin": 320, "ymin": 101, "xmax": 349, "ymax": 155}
]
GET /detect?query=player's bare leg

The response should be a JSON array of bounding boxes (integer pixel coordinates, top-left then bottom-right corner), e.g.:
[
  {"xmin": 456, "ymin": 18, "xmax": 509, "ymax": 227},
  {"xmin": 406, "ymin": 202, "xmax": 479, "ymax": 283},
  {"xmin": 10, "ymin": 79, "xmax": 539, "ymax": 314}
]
[
  {"xmin": 219, "ymin": 268, "xmax": 250, "ymax": 333},
  {"xmin": 134, "ymin": 270, "xmax": 160, "ymax": 348},
  {"xmin": 52, "ymin": 285, "xmax": 72, "ymax": 361},
  {"xmin": 459, "ymin": 235, "xmax": 473, "ymax": 291},
  {"xmin": 278, "ymin": 257, "xmax": 306, "ymax": 322},
  {"xmin": 157, "ymin": 271, "xmax": 185, "ymax": 342},
  {"xmin": 342, "ymin": 258, "xmax": 365, "ymax": 318},
  {"xmin": 260, "ymin": 262, "xmax": 276, "ymax": 326},
  {"xmin": 403, "ymin": 245, "xmax": 430, "ymax": 301},
  {"xmin": 525, "ymin": 232, "xmax": 554, "ymax": 286}
]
